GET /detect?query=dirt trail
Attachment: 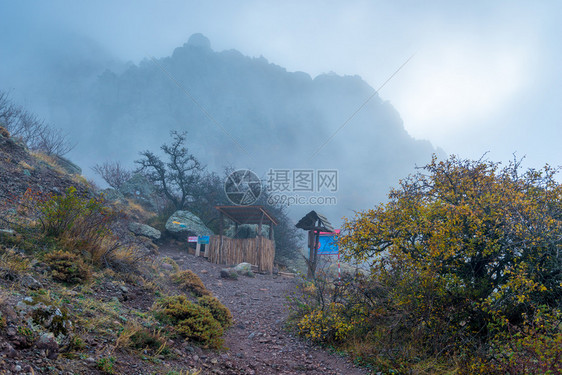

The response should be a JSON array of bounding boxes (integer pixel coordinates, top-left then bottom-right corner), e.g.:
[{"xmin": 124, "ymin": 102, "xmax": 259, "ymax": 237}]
[{"xmin": 160, "ymin": 245, "xmax": 369, "ymax": 375}]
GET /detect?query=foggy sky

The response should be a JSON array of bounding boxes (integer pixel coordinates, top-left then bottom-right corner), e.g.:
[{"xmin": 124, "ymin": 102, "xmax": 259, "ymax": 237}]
[{"xmin": 1, "ymin": 0, "xmax": 561, "ymax": 170}]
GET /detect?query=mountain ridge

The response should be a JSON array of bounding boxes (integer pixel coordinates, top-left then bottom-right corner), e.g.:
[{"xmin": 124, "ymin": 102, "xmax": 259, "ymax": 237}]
[{"xmin": 4, "ymin": 33, "xmax": 443, "ymax": 222}]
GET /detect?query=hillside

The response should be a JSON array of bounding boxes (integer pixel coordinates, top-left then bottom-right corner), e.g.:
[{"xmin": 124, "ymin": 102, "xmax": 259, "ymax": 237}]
[{"xmin": 0, "ymin": 127, "xmax": 367, "ymax": 374}]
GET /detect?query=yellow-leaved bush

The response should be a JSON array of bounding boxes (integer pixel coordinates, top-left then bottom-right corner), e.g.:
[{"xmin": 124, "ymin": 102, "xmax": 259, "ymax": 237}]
[{"xmin": 291, "ymin": 156, "xmax": 562, "ymax": 373}]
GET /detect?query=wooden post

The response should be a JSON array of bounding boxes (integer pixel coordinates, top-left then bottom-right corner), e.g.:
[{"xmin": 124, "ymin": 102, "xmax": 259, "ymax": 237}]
[
  {"xmin": 195, "ymin": 242, "xmax": 201, "ymax": 257},
  {"xmin": 313, "ymin": 229, "xmax": 320, "ymax": 277},
  {"xmin": 307, "ymin": 230, "xmax": 315, "ymax": 278},
  {"xmin": 254, "ymin": 213, "xmax": 263, "ymax": 271},
  {"xmin": 219, "ymin": 212, "xmax": 224, "ymax": 264},
  {"xmin": 306, "ymin": 225, "xmax": 321, "ymax": 279}
]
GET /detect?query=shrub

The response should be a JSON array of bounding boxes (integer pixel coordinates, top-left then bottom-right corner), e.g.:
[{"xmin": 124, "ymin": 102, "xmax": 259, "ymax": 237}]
[
  {"xmin": 130, "ymin": 329, "xmax": 165, "ymax": 351},
  {"xmin": 197, "ymin": 295, "xmax": 233, "ymax": 328},
  {"xmin": 0, "ymin": 247, "xmax": 31, "ymax": 280},
  {"xmin": 320, "ymin": 156, "xmax": 562, "ymax": 371},
  {"xmin": 44, "ymin": 250, "xmax": 91, "ymax": 284},
  {"xmin": 96, "ymin": 356, "xmax": 116, "ymax": 374},
  {"xmin": 154, "ymin": 295, "xmax": 224, "ymax": 348},
  {"xmin": 297, "ymin": 302, "xmax": 354, "ymax": 343},
  {"xmin": 171, "ymin": 270, "xmax": 211, "ymax": 297},
  {"xmin": 467, "ymin": 306, "xmax": 562, "ymax": 374},
  {"xmin": 37, "ymin": 186, "xmax": 145, "ymax": 270},
  {"xmin": 39, "ymin": 186, "xmax": 112, "ymax": 239}
]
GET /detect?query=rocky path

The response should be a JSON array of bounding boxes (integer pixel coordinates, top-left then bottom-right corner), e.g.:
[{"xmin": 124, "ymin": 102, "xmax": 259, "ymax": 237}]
[{"xmin": 160, "ymin": 245, "xmax": 369, "ymax": 375}]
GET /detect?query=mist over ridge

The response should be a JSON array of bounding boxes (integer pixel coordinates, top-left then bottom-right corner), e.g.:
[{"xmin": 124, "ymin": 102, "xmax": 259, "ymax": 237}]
[{"xmin": 4, "ymin": 33, "xmax": 442, "ymax": 223}]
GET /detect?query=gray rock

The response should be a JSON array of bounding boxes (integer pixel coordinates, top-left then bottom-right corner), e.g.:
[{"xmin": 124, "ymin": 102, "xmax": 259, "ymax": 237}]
[
  {"xmin": 53, "ymin": 155, "xmax": 82, "ymax": 175},
  {"xmin": 16, "ymin": 298, "xmax": 72, "ymax": 340},
  {"xmin": 232, "ymin": 262, "xmax": 254, "ymax": 277},
  {"xmin": 128, "ymin": 222, "xmax": 161, "ymax": 240},
  {"xmin": 161, "ymin": 263, "xmax": 175, "ymax": 272},
  {"xmin": 0, "ymin": 342, "xmax": 17, "ymax": 358},
  {"xmin": 36, "ymin": 333, "xmax": 59, "ymax": 359},
  {"xmin": 100, "ymin": 188, "xmax": 126, "ymax": 204},
  {"xmin": 220, "ymin": 268, "xmax": 238, "ymax": 280},
  {"xmin": 165, "ymin": 211, "xmax": 213, "ymax": 237},
  {"xmin": 20, "ymin": 275, "xmax": 43, "ymax": 290},
  {"xmin": 234, "ymin": 262, "xmax": 252, "ymax": 274},
  {"xmin": 120, "ymin": 173, "xmax": 159, "ymax": 210}
]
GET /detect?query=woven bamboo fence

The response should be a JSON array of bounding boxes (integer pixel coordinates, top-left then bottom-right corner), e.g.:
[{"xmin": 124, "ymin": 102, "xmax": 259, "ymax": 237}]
[{"xmin": 207, "ymin": 235, "xmax": 275, "ymax": 273}]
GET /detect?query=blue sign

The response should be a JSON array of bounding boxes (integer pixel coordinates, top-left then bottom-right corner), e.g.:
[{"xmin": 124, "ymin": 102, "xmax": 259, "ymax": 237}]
[
  {"xmin": 317, "ymin": 234, "xmax": 339, "ymax": 255},
  {"xmin": 198, "ymin": 236, "xmax": 210, "ymax": 245}
]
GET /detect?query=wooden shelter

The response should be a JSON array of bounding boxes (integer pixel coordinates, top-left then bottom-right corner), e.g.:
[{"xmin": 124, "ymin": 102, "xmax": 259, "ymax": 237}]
[{"xmin": 206, "ymin": 206, "xmax": 277, "ymax": 273}]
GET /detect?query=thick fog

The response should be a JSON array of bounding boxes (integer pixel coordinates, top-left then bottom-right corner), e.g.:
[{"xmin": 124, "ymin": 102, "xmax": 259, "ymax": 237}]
[{"xmin": 1, "ymin": 1, "xmax": 561, "ymax": 224}]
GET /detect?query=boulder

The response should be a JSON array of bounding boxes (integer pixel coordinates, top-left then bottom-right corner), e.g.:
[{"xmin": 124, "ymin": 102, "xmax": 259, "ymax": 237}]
[
  {"xmin": 120, "ymin": 173, "xmax": 159, "ymax": 210},
  {"xmin": 165, "ymin": 211, "xmax": 213, "ymax": 238},
  {"xmin": 220, "ymin": 268, "xmax": 238, "ymax": 280},
  {"xmin": 20, "ymin": 275, "xmax": 43, "ymax": 290},
  {"xmin": 36, "ymin": 333, "xmax": 59, "ymax": 359},
  {"xmin": 234, "ymin": 262, "xmax": 252, "ymax": 274},
  {"xmin": 100, "ymin": 188, "xmax": 126, "ymax": 204},
  {"xmin": 16, "ymin": 297, "xmax": 73, "ymax": 341},
  {"xmin": 53, "ymin": 155, "xmax": 82, "ymax": 175},
  {"xmin": 221, "ymin": 263, "xmax": 255, "ymax": 278},
  {"xmin": 128, "ymin": 222, "xmax": 161, "ymax": 240}
]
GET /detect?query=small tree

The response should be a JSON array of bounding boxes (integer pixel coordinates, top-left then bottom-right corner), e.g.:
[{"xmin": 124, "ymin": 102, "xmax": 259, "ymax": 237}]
[
  {"xmin": 135, "ymin": 131, "xmax": 204, "ymax": 210},
  {"xmin": 92, "ymin": 161, "xmax": 132, "ymax": 190}
]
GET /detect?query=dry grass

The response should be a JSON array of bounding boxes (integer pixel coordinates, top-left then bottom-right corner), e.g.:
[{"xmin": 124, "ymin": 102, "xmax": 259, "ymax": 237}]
[
  {"xmin": 0, "ymin": 247, "xmax": 31, "ymax": 279},
  {"xmin": 124, "ymin": 198, "xmax": 156, "ymax": 222},
  {"xmin": 30, "ymin": 151, "xmax": 65, "ymax": 175},
  {"xmin": 18, "ymin": 160, "xmax": 34, "ymax": 171},
  {"xmin": 113, "ymin": 320, "xmax": 142, "ymax": 351}
]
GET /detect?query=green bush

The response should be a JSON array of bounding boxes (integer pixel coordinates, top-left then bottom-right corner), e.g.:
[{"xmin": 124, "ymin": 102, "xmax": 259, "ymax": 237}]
[
  {"xmin": 44, "ymin": 250, "xmax": 91, "ymax": 284},
  {"xmin": 155, "ymin": 295, "xmax": 224, "ymax": 348},
  {"xmin": 171, "ymin": 270, "xmax": 210, "ymax": 297},
  {"xmin": 96, "ymin": 356, "xmax": 116, "ymax": 374},
  {"xmin": 288, "ymin": 156, "xmax": 562, "ymax": 372},
  {"xmin": 130, "ymin": 329, "xmax": 164, "ymax": 351},
  {"xmin": 197, "ymin": 295, "xmax": 233, "ymax": 328}
]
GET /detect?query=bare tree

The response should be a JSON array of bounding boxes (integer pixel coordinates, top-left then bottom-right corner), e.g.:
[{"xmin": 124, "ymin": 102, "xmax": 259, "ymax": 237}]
[
  {"xmin": 92, "ymin": 161, "xmax": 132, "ymax": 190},
  {"xmin": 135, "ymin": 131, "xmax": 204, "ymax": 210},
  {"xmin": 0, "ymin": 90, "xmax": 75, "ymax": 156}
]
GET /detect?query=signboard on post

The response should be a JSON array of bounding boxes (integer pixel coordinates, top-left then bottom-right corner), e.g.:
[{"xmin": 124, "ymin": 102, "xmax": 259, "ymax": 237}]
[
  {"xmin": 198, "ymin": 236, "xmax": 210, "ymax": 244},
  {"xmin": 188, "ymin": 236, "xmax": 198, "ymax": 243},
  {"xmin": 317, "ymin": 230, "xmax": 339, "ymax": 255}
]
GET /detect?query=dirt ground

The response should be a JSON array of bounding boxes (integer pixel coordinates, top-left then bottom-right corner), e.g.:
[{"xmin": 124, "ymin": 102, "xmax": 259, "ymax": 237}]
[{"xmin": 159, "ymin": 244, "xmax": 369, "ymax": 375}]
